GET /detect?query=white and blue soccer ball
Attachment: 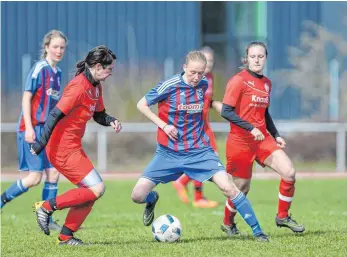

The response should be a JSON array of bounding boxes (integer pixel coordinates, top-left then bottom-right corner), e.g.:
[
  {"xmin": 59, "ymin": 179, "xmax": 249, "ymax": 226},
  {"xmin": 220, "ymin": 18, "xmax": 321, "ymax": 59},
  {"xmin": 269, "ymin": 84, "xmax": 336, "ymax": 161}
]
[{"xmin": 152, "ymin": 214, "xmax": 182, "ymax": 243}]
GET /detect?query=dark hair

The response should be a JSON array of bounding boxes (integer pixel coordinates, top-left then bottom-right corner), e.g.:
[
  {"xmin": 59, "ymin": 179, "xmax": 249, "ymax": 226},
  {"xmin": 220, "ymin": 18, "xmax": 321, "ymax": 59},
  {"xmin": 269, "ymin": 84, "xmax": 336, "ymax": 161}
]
[
  {"xmin": 75, "ymin": 45, "xmax": 117, "ymax": 76},
  {"xmin": 241, "ymin": 41, "xmax": 268, "ymax": 68},
  {"xmin": 40, "ymin": 30, "xmax": 68, "ymax": 59}
]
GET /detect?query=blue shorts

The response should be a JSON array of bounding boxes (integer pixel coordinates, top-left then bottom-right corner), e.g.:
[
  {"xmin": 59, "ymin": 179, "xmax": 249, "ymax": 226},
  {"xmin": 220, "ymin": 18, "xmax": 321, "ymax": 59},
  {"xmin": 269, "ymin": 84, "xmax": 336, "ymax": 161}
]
[
  {"xmin": 141, "ymin": 144, "xmax": 226, "ymax": 184},
  {"xmin": 17, "ymin": 125, "xmax": 53, "ymax": 172}
]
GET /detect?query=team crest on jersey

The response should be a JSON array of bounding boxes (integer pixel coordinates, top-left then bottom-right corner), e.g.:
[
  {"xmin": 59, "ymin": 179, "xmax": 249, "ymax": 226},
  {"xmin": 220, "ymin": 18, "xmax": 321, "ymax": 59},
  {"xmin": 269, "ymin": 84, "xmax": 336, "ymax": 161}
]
[
  {"xmin": 264, "ymin": 83, "xmax": 269, "ymax": 93},
  {"xmin": 196, "ymin": 89, "xmax": 204, "ymax": 100}
]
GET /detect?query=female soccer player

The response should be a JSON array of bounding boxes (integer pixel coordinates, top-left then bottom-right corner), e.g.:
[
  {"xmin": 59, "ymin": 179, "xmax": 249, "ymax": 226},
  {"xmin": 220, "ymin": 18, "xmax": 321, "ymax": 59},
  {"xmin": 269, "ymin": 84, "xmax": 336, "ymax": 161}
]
[
  {"xmin": 131, "ymin": 50, "xmax": 269, "ymax": 242},
  {"xmin": 31, "ymin": 45, "xmax": 121, "ymax": 245},
  {"xmin": 1, "ymin": 30, "xmax": 67, "ymax": 230},
  {"xmin": 221, "ymin": 41, "xmax": 305, "ymax": 236},
  {"xmin": 173, "ymin": 46, "xmax": 221, "ymax": 208}
]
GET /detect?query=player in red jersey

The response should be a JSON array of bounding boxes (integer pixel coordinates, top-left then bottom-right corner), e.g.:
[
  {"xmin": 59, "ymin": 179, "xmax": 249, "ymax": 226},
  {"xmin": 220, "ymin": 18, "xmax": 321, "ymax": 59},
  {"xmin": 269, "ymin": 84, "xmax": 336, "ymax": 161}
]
[
  {"xmin": 173, "ymin": 46, "xmax": 222, "ymax": 208},
  {"xmin": 220, "ymin": 42, "xmax": 305, "ymax": 236},
  {"xmin": 30, "ymin": 45, "xmax": 122, "ymax": 245}
]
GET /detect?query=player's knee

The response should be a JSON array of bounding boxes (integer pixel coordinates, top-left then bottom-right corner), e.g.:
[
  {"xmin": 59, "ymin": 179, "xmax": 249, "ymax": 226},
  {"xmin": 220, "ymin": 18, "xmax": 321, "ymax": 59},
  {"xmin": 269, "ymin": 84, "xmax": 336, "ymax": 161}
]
[
  {"xmin": 26, "ymin": 172, "xmax": 43, "ymax": 187},
  {"xmin": 283, "ymin": 166, "xmax": 296, "ymax": 181},
  {"xmin": 90, "ymin": 182, "xmax": 106, "ymax": 199},
  {"xmin": 45, "ymin": 169, "xmax": 60, "ymax": 183},
  {"xmin": 131, "ymin": 189, "xmax": 144, "ymax": 204}
]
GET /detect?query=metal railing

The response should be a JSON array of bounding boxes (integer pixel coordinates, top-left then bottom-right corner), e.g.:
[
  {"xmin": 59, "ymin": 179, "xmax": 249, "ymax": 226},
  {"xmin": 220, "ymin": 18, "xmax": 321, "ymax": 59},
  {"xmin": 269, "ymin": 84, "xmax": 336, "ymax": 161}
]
[{"xmin": 1, "ymin": 122, "xmax": 346, "ymax": 172}]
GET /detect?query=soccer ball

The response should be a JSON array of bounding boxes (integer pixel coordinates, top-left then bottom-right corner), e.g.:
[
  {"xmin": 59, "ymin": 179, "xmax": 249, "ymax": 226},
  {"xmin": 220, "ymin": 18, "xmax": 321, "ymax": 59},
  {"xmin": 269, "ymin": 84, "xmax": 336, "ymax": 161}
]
[{"xmin": 152, "ymin": 214, "xmax": 182, "ymax": 243}]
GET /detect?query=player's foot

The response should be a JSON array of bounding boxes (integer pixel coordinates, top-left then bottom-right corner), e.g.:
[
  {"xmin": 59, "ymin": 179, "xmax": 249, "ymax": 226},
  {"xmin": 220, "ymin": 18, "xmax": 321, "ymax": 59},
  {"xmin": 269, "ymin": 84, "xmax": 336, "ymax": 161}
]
[
  {"xmin": 172, "ymin": 181, "xmax": 189, "ymax": 204},
  {"xmin": 58, "ymin": 237, "xmax": 88, "ymax": 246},
  {"xmin": 192, "ymin": 198, "xmax": 219, "ymax": 208},
  {"xmin": 49, "ymin": 220, "xmax": 62, "ymax": 231},
  {"xmin": 220, "ymin": 223, "xmax": 240, "ymax": 236},
  {"xmin": 254, "ymin": 232, "xmax": 270, "ymax": 242},
  {"xmin": 32, "ymin": 201, "xmax": 52, "ymax": 236},
  {"xmin": 276, "ymin": 214, "xmax": 305, "ymax": 233},
  {"xmin": 143, "ymin": 191, "xmax": 159, "ymax": 226}
]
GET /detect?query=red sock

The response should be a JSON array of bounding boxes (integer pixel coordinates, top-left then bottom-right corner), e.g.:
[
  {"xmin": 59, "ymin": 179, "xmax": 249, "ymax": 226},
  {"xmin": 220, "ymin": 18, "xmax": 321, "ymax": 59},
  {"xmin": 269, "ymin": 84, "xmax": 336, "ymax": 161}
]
[
  {"xmin": 59, "ymin": 201, "xmax": 95, "ymax": 240},
  {"xmin": 278, "ymin": 179, "xmax": 295, "ymax": 219},
  {"xmin": 177, "ymin": 174, "xmax": 191, "ymax": 186},
  {"xmin": 193, "ymin": 180, "xmax": 203, "ymax": 201},
  {"xmin": 224, "ymin": 198, "xmax": 237, "ymax": 226},
  {"xmin": 43, "ymin": 188, "xmax": 97, "ymax": 211}
]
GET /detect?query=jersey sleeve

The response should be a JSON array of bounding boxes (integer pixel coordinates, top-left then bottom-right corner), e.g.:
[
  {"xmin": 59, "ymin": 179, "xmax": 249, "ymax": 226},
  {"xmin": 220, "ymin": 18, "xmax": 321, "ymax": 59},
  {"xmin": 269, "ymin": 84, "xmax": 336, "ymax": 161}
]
[
  {"xmin": 222, "ymin": 75, "xmax": 244, "ymax": 107},
  {"xmin": 145, "ymin": 82, "xmax": 170, "ymax": 106},
  {"xmin": 24, "ymin": 66, "xmax": 45, "ymax": 94},
  {"xmin": 95, "ymin": 85, "xmax": 105, "ymax": 112},
  {"xmin": 56, "ymin": 82, "xmax": 84, "ymax": 115}
]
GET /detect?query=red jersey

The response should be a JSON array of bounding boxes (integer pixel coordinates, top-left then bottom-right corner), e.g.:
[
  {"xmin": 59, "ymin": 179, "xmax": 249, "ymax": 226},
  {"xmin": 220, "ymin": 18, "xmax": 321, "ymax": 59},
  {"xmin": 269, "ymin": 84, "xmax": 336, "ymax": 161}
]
[
  {"xmin": 223, "ymin": 69, "xmax": 272, "ymax": 140},
  {"xmin": 202, "ymin": 72, "xmax": 217, "ymax": 151},
  {"xmin": 47, "ymin": 73, "xmax": 105, "ymax": 151}
]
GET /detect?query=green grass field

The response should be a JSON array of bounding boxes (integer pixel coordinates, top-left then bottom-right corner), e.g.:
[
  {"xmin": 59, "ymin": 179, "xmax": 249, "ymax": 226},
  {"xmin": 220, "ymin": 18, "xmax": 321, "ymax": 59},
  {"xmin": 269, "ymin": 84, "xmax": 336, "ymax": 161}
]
[{"xmin": 1, "ymin": 179, "xmax": 347, "ymax": 257}]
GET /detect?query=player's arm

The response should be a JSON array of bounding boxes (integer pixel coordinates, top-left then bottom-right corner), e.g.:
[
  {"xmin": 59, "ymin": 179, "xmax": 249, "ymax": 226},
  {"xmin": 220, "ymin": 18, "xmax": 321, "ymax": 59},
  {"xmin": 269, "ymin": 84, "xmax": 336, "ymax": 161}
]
[
  {"xmin": 265, "ymin": 108, "xmax": 280, "ymax": 138},
  {"xmin": 221, "ymin": 104, "xmax": 254, "ymax": 131},
  {"xmin": 137, "ymin": 82, "xmax": 178, "ymax": 141},
  {"xmin": 22, "ymin": 91, "xmax": 35, "ymax": 143},
  {"xmin": 93, "ymin": 109, "xmax": 117, "ymax": 126},
  {"xmin": 30, "ymin": 107, "xmax": 65, "ymax": 155}
]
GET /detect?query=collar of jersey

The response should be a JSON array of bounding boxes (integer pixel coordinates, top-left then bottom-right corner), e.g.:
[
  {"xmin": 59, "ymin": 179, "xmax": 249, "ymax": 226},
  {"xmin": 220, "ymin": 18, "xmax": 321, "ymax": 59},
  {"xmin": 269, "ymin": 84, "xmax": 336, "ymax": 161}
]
[
  {"xmin": 83, "ymin": 68, "xmax": 100, "ymax": 87},
  {"xmin": 246, "ymin": 69, "xmax": 263, "ymax": 79}
]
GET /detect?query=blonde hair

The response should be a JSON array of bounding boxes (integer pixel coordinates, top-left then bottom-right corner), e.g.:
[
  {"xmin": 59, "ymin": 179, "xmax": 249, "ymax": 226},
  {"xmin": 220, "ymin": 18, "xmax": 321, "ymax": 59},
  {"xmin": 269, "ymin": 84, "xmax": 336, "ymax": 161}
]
[
  {"xmin": 241, "ymin": 41, "xmax": 268, "ymax": 69},
  {"xmin": 40, "ymin": 30, "xmax": 68, "ymax": 59},
  {"xmin": 185, "ymin": 50, "xmax": 207, "ymax": 65}
]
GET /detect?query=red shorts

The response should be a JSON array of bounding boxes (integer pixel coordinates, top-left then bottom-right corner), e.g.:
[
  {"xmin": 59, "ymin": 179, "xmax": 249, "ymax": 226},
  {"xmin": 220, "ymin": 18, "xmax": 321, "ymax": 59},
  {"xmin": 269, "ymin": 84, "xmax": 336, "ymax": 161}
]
[
  {"xmin": 226, "ymin": 135, "xmax": 280, "ymax": 179},
  {"xmin": 46, "ymin": 146, "xmax": 94, "ymax": 185},
  {"xmin": 205, "ymin": 126, "xmax": 218, "ymax": 153}
]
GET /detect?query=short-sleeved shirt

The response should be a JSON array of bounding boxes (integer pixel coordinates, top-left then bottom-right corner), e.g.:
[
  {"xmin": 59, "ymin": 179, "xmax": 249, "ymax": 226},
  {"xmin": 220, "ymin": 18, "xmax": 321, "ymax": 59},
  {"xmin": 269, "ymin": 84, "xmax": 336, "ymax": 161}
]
[
  {"xmin": 17, "ymin": 60, "xmax": 62, "ymax": 131},
  {"xmin": 47, "ymin": 73, "xmax": 105, "ymax": 150},
  {"xmin": 145, "ymin": 73, "xmax": 210, "ymax": 152},
  {"xmin": 223, "ymin": 69, "xmax": 272, "ymax": 140}
]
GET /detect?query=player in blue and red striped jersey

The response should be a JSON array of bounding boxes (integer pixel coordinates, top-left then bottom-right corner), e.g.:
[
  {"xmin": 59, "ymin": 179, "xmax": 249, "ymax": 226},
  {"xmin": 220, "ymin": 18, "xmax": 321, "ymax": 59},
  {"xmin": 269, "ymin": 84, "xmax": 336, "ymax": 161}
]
[
  {"xmin": 1, "ymin": 30, "xmax": 67, "ymax": 231},
  {"xmin": 131, "ymin": 50, "xmax": 269, "ymax": 242},
  {"xmin": 173, "ymin": 46, "xmax": 221, "ymax": 208}
]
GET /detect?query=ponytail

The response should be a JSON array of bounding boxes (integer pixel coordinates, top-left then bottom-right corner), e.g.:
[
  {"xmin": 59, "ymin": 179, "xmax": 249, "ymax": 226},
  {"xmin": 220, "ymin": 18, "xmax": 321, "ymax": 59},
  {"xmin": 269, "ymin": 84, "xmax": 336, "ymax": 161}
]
[{"xmin": 75, "ymin": 60, "xmax": 86, "ymax": 76}]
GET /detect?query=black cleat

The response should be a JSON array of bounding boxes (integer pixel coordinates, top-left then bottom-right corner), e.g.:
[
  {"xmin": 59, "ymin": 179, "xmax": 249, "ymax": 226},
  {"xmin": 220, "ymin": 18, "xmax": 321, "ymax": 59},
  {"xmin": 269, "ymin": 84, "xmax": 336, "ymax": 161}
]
[
  {"xmin": 143, "ymin": 191, "xmax": 159, "ymax": 226},
  {"xmin": 33, "ymin": 201, "xmax": 52, "ymax": 236},
  {"xmin": 220, "ymin": 223, "xmax": 240, "ymax": 237},
  {"xmin": 254, "ymin": 232, "xmax": 270, "ymax": 242},
  {"xmin": 58, "ymin": 237, "xmax": 88, "ymax": 246},
  {"xmin": 276, "ymin": 214, "xmax": 305, "ymax": 233}
]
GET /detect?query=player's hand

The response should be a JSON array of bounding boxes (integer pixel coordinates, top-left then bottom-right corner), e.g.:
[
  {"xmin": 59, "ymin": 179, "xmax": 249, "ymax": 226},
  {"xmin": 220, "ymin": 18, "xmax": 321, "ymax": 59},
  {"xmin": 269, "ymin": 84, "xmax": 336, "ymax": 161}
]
[
  {"xmin": 30, "ymin": 142, "xmax": 42, "ymax": 156},
  {"xmin": 275, "ymin": 137, "xmax": 286, "ymax": 148},
  {"xmin": 110, "ymin": 119, "xmax": 122, "ymax": 133},
  {"xmin": 163, "ymin": 124, "xmax": 178, "ymax": 141},
  {"xmin": 25, "ymin": 127, "xmax": 36, "ymax": 143},
  {"xmin": 250, "ymin": 128, "xmax": 265, "ymax": 141}
]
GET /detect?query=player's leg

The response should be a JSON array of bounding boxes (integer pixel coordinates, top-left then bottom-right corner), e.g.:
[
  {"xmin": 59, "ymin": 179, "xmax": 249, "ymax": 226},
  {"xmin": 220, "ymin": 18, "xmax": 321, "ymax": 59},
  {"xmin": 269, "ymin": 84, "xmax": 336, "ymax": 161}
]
[
  {"xmin": 43, "ymin": 166, "xmax": 61, "ymax": 230},
  {"xmin": 258, "ymin": 138, "xmax": 304, "ymax": 232},
  {"xmin": 133, "ymin": 145, "xmax": 184, "ymax": 226},
  {"xmin": 192, "ymin": 180, "xmax": 219, "ymax": 208},
  {"xmin": 132, "ymin": 177, "xmax": 158, "ymax": 226},
  {"xmin": 172, "ymin": 174, "xmax": 190, "ymax": 204},
  {"xmin": 211, "ymin": 171, "xmax": 268, "ymax": 242},
  {"xmin": 1, "ymin": 131, "xmax": 44, "ymax": 208},
  {"xmin": 222, "ymin": 139, "xmax": 254, "ymax": 235}
]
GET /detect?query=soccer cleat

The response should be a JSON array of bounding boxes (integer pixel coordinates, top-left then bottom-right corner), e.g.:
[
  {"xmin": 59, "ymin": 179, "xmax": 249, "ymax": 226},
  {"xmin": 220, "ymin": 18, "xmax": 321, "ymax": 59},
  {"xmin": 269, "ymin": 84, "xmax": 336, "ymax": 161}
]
[
  {"xmin": 275, "ymin": 214, "xmax": 305, "ymax": 233},
  {"xmin": 58, "ymin": 237, "xmax": 88, "ymax": 246},
  {"xmin": 49, "ymin": 220, "xmax": 62, "ymax": 231},
  {"xmin": 33, "ymin": 201, "xmax": 52, "ymax": 236},
  {"xmin": 172, "ymin": 181, "xmax": 189, "ymax": 204},
  {"xmin": 192, "ymin": 198, "xmax": 219, "ymax": 208},
  {"xmin": 220, "ymin": 223, "xmax": 240, "ymax": 236},
  {"xmin": 143, "ymin": 191, "xmax": 159, "ymax": 226},
  {"xmin": 254, "ymin": 232, "xmax": 270, "ymax": 242}
]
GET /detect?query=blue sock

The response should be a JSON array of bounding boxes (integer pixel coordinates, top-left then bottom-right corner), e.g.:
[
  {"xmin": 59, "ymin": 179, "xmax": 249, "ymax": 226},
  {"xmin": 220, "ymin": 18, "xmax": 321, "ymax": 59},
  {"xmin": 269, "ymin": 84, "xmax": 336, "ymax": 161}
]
[
  {"xmin": 231, "ymin": 191, "xmax": 263, "ymax": 236},
  {"xmin": 143, "ymin": 191, "xmax": 157, "ymax": 204},
  {"xmin": 42, "ymin": 181, "xmax": 58, "ymax": 223},
  {"xmin": 1, "ymin": 180, "xmax": 28, "ymax": 208}
]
